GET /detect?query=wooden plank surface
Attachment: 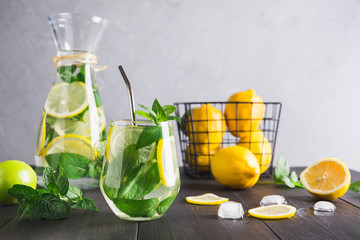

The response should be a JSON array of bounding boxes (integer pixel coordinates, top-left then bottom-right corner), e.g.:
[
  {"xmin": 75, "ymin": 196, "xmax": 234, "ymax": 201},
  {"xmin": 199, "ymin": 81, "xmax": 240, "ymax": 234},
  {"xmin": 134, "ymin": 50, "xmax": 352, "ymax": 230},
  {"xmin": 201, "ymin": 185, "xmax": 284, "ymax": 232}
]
[{"xmin": 0, "ymin": 167, "xmax": 359, "ymax": 240}]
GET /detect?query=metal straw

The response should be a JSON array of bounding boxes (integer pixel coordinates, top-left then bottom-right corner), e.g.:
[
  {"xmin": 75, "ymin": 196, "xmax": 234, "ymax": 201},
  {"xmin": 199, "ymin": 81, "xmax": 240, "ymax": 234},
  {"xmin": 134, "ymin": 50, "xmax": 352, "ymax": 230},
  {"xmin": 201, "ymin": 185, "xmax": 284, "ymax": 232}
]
[{"xmin": 118, "ymin": 65, "xmax": 136, "ymax": 125}]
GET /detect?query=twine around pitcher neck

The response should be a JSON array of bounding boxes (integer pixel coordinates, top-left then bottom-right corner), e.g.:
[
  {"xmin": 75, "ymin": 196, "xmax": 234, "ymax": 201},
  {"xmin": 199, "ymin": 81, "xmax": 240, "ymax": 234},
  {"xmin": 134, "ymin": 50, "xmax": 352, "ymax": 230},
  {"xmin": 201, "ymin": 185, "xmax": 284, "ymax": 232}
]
[{"xmin": 53, "ymin": 53, "xmax": 108, "ymax": 72}]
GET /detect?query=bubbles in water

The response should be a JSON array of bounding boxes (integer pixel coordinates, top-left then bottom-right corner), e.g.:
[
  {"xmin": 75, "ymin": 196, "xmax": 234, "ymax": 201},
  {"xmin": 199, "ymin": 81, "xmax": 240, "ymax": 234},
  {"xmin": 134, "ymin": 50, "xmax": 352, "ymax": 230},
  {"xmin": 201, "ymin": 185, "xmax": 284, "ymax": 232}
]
[
  {"xmin": 314, "ymin": 201, "xmax": 336, "ymax": 212},
  {"xmin": 218, "ymin": 201, "xmax": 244, "ymax": 219},
  {"xmin": 260, "ymin": 195, "xmax": 287, "ymax": 206}
]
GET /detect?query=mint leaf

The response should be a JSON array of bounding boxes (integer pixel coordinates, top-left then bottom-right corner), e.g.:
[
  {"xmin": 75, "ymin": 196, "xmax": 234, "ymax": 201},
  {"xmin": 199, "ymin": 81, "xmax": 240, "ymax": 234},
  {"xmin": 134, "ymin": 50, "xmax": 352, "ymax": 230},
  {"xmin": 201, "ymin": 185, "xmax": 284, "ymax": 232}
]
[
  {"xmin": 135, "ymin": 110, "xmax": 152, "ymax": 120},
  {"xmin": 79, "ymin": 198, "xmax": 98, "ymax": 212},
  {"xmin": 57, "ymin": 65, "xmax": 77, "ymax": 75},
  {"xmin": 162, "ymin": 105, "xmax": 176, "ymax": 115},
  {"xmin": 152, "ymin": 98, "xmax": 166, "ymax": 120},
  {"xmin": 88, "ymin": 161, "xmax": 99, "ymax": 179},
  {"xmin": 289, "ymin": 171, "xmax": 298, "ymax": 183},
  {"xmin": 58, "ymin": 153, "xmax": 89, "ymax": 179},
  {"xmin": 43, "ymin": 167, "xmax": 69, "ymax": 196},
  {"xmin": 284, "ymin": 177, "xmax": 295, "ymax": 188},
  {"xmin": 65, "ymin": 185, "xmax": 82, "ymax": 200},
  {"xmin": 166, "ymin": 116, "xmax": 181, "ymax": 122},
  {"xmin": 117, "ymin": 161, "xmax": 160, "ymax": 199},
  {"xmin": 39, "ymin": 193, "xmax": 71, "ymax": 220},
  {"xmin": 8, "ymin": 185, "xmax": 40, "ymax": 202},
  {"xmin": 113, "ymin": 198, "xmax": 159, "ymax": 217},
  {"xmin": 136, "ymin": 126, "xmax": 162, "ymax": 149},
  {"xmin": 93, "ymin": 90, "xmax": 102, "ymax": 107},
  {"xmin": 156, "ymin": 195, "xmax": 177, "ymax": 215},
  {"xmin": 138, "ymin": 103, "xmax": 157, "ymax": 118},
  {"xmin": 45, "ymin": 154, "xmax": 61, "ymax": 169},
  {"xmin": 293, "ymin": 181, "xmax": 304, "ymax": 188},
  {"xmin": 18, "ymin": 201, "xmax": 36, "ymax": 220},
  {"xmin": 350, "ymin": 181, "xmax": 360, "ymax": 193},
  {"xmin": 121, "ymin": 144, "xmax": 141, "ymax": 176},
  {"xmin": 274, "ymin": 153, "xmax": 290, "ymax": 182}
]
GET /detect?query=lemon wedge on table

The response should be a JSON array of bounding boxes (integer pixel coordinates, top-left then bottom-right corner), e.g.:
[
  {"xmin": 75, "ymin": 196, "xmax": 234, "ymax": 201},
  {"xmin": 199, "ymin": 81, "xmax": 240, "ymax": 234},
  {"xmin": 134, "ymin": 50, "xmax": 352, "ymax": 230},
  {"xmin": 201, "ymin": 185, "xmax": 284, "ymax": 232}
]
[
  {"xmin": 106, "ymin": 126, "xmax": 156, "ymax": 164},
  {"xmin": 300, "ymin": 158, "xmax": 351, "ymax": 200},
  {"xmin": 41, "ymin": 134, "xmax": 95, "ymax": 166},
  {"xmin": 54, "ymin": 107, "xmax": 106, "ymax": 136},
  {"xmin": 248, "ymin": 205, "xmax": 296, "ymax": 219},
  {"xmin": 186, "ymin": 193, "xmax": 229, "ymax": 205},
  {"xmin": 45, "ymin": 82, "xmax": 88, "ymax": 119}
]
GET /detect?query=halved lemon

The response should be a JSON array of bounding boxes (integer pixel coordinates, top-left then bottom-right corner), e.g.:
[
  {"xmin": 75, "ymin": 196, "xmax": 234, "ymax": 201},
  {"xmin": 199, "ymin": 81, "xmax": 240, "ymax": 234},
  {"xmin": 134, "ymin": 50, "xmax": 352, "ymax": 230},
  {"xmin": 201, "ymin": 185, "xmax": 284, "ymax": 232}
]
[
  {"xmin": 45, "ymin": 82, "xmax": 88, "ymax": 118},
  {"xmin": 157, "ymin": 136, "xmax": 177, "ymax": 187},
  {"xmin": 186, "ymin": 193, "xmax": 229, "ymax": 205},
  {"xmin": 36, "ymin": 111, "xmax": 46, "ymax": 156},
  {"xmin": 300, "ymin": 158, "xmax": 351, "ymax": 200},
  {"xmin": 54, "ymin": 107, "xmax": 106, "ymax": 136},
  {"xmin": 106, "ymin": 126, "xmax": 156, "ymax": 164},
  {"xmin": 41, "ymin": 134, "xmax": 95, "ymax": 166},
  {"xmin": 248, "ymin": 205, "xmax": 296, "ymax": 219}
]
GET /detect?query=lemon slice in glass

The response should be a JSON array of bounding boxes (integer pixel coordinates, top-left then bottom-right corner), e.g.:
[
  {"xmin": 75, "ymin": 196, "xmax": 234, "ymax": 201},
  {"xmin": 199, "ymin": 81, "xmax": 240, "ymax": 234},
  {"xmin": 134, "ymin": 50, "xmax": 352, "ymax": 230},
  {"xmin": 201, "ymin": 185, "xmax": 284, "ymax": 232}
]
[
  {"xmin": 54, "ymin": 107, "xmax": 105, "ymax": 136},
  {"xmin": 36, "ymin": 111, "xmax": 46, "ymax": 156},
  {"xmin": 45, "ymin": 82, "xmax": 88, "ymax": 118},
  {"xmin": 106, "ymin": 126, "xmax": 156, "ymax": 164},
  {"xmin": 248, "ymin": 205, "xmax": 296, "ymax": 219},
  {"xmin": 41, "ymin": 134, "xmax": 95, "ymax": 166},
  {"xmin": 157, "ymin": 136, "xmax": 177, "ymax": 187},
  {"xmin": 185, "ymin": 193, "xmax": 229, "ymax": 205}
]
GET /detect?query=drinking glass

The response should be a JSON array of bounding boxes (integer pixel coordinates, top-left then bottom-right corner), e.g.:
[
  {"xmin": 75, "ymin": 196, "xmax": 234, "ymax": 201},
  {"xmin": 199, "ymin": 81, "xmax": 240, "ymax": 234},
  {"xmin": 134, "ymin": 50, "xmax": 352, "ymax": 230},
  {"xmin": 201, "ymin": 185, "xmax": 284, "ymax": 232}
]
[{"xmin": 100, "ymin": 120, "xmax": 180, "ymax": 221}]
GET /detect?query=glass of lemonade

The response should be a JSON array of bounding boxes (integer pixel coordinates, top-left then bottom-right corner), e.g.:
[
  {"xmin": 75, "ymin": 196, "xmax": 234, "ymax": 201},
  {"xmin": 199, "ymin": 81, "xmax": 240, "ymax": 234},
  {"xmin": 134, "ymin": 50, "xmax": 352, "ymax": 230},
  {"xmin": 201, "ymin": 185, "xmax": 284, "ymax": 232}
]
[{"xmin": 100, "ymin": 120, "xmax": 180, "ymax": 221}]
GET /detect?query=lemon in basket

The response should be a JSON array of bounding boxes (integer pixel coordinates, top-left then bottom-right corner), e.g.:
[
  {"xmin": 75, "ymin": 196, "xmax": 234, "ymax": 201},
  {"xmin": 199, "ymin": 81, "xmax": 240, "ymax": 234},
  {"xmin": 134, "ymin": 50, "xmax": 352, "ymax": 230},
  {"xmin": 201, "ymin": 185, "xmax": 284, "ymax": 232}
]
[
  {"xmin": 187, "ymin": 104, "xmax": 226, "ymax": 155},
  {"xmin": 185, "ymin": 145, "xmax": 220, "ymax": 172},
  {"xmin": 211, "ymin": 146, "xmax": 260, "ymax": 189},
  {"xmin": 225, "ymin": 89, "xmax": 265, "ymax": 138},
  {"xmin": 237, "ymin": 129, "xmax": 272, "ymax": 174}
]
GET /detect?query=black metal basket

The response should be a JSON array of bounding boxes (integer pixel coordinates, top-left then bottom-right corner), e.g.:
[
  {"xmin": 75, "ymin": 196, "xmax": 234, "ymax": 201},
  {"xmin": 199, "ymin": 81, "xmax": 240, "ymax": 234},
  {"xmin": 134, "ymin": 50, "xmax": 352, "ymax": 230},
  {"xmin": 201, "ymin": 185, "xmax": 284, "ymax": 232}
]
[{"xmin": 174, "ymin": 101, "xmax": 282, "ymax": 178}]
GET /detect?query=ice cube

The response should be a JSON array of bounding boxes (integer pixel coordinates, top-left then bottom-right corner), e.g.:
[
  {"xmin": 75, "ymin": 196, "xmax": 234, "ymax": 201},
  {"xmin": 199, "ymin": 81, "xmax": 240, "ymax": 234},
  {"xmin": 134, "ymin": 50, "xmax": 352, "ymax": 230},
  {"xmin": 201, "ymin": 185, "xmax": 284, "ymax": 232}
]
[
  {"xmin": 313, "ymin": 201, "xmax": 336, "ymax": 212},
  {"xmin": 260, "ymin": 195, "xmax": 287, "ymax": 206},
  {"xmin": 218, "ymin": 201, "xmax": 244, "ymax": 219}
]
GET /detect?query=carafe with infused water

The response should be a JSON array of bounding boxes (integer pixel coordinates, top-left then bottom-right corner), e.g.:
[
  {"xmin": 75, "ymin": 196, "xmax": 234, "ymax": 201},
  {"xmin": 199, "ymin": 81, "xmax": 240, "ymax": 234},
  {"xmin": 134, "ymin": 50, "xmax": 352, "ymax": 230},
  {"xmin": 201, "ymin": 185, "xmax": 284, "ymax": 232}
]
[{"xmin": 34, "ymin": 13, "xmax": 108, "ymax": 189}]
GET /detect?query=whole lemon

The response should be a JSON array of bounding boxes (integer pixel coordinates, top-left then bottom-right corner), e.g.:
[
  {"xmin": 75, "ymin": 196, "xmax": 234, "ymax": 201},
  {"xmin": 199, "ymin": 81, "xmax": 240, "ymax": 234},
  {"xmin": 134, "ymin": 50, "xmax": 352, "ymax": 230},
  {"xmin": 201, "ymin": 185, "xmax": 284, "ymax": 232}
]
[
  {"xmin": 185, "ymin": 144, "xmax": 220, "ymax": 172},
  {"xmin": 211, "ymin": 146, "xmax": 260, "ymax": 189},
  {"xmin": 188, "ymin": 104, "xmax": 226, "ymax": 154},
  {"xmin": 225, "ymin": 89, "xmax": 265, "ymax": 138},
  {"xmin": 237, "ymin": 129, "xmax": 272, "ymax": 174},
  {"xmin": 0, "ymin": 160, "xmax": 37, "ymax": 205}
]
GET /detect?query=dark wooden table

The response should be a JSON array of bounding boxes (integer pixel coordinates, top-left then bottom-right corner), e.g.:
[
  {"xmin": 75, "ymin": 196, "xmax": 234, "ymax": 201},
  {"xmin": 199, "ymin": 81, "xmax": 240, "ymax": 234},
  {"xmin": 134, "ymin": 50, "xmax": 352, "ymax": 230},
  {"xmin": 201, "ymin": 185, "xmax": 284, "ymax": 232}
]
[{"xmin": 1, "ymin": 167, "xmax": 360, "ymax": 240}]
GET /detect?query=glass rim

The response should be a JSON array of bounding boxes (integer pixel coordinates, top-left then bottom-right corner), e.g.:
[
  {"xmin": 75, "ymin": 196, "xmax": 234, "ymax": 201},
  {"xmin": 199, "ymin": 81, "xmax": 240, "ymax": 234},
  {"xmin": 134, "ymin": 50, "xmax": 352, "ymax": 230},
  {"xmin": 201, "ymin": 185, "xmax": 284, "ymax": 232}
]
[{"xmin": 47, "ymin": 13, "xmax": 108, "ymax": 27}]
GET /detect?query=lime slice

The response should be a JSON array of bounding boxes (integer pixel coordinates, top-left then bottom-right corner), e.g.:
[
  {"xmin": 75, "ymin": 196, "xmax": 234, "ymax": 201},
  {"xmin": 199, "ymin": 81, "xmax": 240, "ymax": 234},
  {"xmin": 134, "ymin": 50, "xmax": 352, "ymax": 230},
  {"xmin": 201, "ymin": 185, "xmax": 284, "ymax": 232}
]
[
  {"xmin": 36, "ymin": 111, "xmax": 46, "ymax": 156},
  {"xmin": 45, "ymin": 82, "xmax": 88, "ymax": 118},
  {"xmin": 248, "ymin": 205, "xmax": 296, "ymax": 219},
  {"xmin": 107, "ymin": 126, "xmax": 156, "ymax": 164},
  {"xmin": 42, "ymin": 134, "xmax": 96, "ymax": 166},
  {"xmin": 157, "ymin": 136, "xmax": 177, "ymax": 187},
  {"xmin": 186, "ymin": 193, "xmax": 229, "ymax": 205},
  {"xmin": 54, "ymin": 107, "xmax": 105, "ymax": 136}
]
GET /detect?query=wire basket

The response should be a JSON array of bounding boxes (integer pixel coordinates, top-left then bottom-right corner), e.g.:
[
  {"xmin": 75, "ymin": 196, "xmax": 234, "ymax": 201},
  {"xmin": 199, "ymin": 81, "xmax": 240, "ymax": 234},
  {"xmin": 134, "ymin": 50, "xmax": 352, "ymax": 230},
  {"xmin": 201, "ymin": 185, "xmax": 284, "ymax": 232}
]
[{"xmin": 174, "ymin": 101, "xmax": 282, "ymax": 178}]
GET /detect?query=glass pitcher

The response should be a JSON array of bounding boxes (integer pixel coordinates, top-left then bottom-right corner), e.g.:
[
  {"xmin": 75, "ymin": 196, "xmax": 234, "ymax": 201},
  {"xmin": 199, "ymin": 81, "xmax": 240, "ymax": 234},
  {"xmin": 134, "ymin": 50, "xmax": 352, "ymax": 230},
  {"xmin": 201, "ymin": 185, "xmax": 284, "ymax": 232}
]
[{"xmin": 34, "ymin": 13, "xmax": 108, "ymax": 189}]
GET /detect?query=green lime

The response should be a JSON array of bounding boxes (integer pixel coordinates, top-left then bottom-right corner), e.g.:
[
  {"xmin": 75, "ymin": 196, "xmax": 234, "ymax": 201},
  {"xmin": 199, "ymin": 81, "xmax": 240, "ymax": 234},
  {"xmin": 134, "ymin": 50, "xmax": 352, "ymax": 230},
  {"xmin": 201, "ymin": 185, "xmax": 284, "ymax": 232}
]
[
  {"xmin": 0, "ymin": 160, "xmax": 37, "ymax": 205},
  {"xmin": 107, "ymin": 126, "xmax": 156, "ymax": 163}
]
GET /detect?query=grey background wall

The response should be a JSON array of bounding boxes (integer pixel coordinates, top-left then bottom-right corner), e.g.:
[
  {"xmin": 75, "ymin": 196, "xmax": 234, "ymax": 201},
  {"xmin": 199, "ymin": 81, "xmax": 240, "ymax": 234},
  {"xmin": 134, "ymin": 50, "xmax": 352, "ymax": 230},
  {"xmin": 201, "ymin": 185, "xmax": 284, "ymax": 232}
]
[{"xmin": 1, "ymin": 0, "xmax": 360, "ymax": 171}]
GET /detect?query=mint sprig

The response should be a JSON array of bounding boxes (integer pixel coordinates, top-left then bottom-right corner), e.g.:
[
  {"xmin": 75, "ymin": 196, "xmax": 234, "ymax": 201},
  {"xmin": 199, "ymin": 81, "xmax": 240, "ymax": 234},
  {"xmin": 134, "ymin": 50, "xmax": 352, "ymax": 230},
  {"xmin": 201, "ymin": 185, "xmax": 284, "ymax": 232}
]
[
  {"xmin": 8, "ymin": 167, "xmax": 98, "ymax": 221},
  {"xmin": 135, "ymin": 98, "xmax": 181, "ymax": 125},
  {"xmin": 274, "ymin": 153, "xmax": 304, "ymax": 188},
  {"xmin": 349, "ymin": 181, "xmax": 360, "ymax": 193}
]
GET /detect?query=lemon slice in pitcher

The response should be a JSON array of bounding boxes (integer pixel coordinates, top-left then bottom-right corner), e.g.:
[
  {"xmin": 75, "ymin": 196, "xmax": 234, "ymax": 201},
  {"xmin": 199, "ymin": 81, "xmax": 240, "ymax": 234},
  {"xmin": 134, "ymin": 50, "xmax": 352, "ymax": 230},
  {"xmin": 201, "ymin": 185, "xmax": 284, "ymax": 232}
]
[
  {"xmin": 36, "ymin": 111, "xmax": 46, "ymax": 156},
  {"xmin": 157, "ymin": 136, "xmax": 177, "ymax": 187},
  {"xmin": 41, "ymin": 134, "xmax": 95, "ymax": 166},
  {"xmin": 45, "ymin": 82, "xmax": 88, "ymax": 118},
  {"xmin": 54, "ymin": 107, "xmax": 105, "ymax": 136}
]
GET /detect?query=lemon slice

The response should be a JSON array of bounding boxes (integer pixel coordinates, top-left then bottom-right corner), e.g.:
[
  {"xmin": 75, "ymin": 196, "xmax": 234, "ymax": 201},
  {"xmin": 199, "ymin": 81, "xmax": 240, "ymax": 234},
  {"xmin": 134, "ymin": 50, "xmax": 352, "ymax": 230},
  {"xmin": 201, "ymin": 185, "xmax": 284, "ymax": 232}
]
[
  {"xmin": 36, "ymin": 111, "xmax": 46, "ymax": 156},
  {"xmin": 186, "ymin": 193, "xmax": 229, "ymax": 205},
  {"xmin": 42, "ymin": 134, "xmax": 95, "ymax": 166},
  {"xmin": 157, "ymin": 136, "xmax": 177, "ymax": 187},
  {"xmin": 54, "ymin": 107, "xmax": 105, "ymax": 136},
  {"xmin": 300, "ymin": 158, "xmax": 351, "ymax": 200},
  {"xmin": 45, "ymin": 82, "xmax": 88, "ymax": 118},
  {"xmin": 106, "ymin": 126, "xmax": 156, "ymax": 164},
  {"xmin": 248, "ymin": 205, "xmax": 296, "ymax": 219}
]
